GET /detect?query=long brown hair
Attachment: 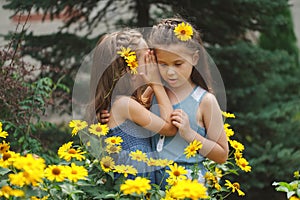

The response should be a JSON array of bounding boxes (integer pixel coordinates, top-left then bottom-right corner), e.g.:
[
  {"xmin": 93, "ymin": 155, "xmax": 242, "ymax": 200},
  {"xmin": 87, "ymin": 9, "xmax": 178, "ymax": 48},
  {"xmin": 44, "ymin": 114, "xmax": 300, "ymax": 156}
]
[
  {"xmin": 86, "ymin": 29, "xmax": 147, "ymax": 123},
  {"xmin": 147, "ymin": 17, "xmax": 213, "ymax": 93}
]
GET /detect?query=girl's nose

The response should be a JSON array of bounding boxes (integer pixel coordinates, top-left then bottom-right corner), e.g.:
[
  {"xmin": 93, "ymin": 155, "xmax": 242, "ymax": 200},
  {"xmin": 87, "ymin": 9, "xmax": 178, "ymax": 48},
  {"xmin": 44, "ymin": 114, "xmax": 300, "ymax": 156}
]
[{"xmin": 167, "ymin": 67, "xmax": 176, "ymax": 75}]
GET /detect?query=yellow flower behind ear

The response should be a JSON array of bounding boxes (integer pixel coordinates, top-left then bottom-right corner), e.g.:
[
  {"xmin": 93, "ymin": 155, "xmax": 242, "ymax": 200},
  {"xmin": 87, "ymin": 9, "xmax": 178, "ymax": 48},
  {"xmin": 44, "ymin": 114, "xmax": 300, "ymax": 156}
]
[
  {"xmin": 174, "ymin": 22, "xmax": 193, "ymax": 41},
  {"xmin": 117, "ymin": 47, "xmax": 135, "ymax": 59}
]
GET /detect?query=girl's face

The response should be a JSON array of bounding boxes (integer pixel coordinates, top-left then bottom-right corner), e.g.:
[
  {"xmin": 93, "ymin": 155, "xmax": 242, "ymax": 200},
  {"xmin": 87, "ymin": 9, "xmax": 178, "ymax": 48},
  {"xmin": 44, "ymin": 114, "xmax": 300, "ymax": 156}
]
[{"xmin": 155, "ymin": 45, "xmax": 198, "ymax": 89}]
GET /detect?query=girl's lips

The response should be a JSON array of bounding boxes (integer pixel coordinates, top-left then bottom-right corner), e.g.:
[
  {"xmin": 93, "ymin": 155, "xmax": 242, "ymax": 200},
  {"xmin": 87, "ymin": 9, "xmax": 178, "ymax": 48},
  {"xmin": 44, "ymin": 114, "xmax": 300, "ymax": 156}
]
[{"xmin": 167, "ymin": 78, "xmax": 177, "ymax": 84}]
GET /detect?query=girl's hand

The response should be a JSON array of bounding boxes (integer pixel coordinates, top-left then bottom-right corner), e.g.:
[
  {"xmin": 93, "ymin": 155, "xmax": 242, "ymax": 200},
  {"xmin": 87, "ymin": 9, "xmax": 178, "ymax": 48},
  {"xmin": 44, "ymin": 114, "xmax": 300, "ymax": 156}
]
[
  {"xmin": 140, "ymin": 50, "xmax": 161, "ymax": 85},
  {"xmin": 171, "ymin": 109, "xmax": 195, "ymax": 141},
  {"xmin": 97, "ymin": 110, "xmax": 110, "ymax": 124}
]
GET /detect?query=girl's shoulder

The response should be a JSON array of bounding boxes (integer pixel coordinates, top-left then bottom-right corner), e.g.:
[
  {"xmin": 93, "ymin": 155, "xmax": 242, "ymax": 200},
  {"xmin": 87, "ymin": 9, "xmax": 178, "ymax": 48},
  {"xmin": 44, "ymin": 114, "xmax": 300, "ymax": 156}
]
[{"xmin": 199, "ymin": 91, "xmax": 220, "ymax": 109}]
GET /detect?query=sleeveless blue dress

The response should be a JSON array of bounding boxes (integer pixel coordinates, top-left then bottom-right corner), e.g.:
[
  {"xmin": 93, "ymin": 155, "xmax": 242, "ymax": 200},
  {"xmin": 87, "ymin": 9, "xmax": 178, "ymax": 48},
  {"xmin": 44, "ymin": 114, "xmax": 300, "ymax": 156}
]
[
  {"xmin": 150, "ymin": 86, "xmax": 208, "ymax": 189},
  {"xmin": 107, "ymin": 119, "xmax": 155, "ymax": 183}
]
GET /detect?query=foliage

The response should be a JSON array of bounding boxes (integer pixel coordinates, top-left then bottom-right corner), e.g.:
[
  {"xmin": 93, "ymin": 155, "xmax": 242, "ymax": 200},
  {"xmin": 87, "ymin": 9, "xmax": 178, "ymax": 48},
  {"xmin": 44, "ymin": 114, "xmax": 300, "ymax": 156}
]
[
  {"xmin": 273, "ymin": 171, "xmax": 300, "ymax": 199},
  {"xmin": 2, "ymin": 0, "xmax": 300, "ymax": 199},
  {"xmin": 0, "ymin": 24, "xmax": 70, "ymax": 155},
  {"xmin": 0, "ymin": 112, "xmax": 250, "ymax": 199}
]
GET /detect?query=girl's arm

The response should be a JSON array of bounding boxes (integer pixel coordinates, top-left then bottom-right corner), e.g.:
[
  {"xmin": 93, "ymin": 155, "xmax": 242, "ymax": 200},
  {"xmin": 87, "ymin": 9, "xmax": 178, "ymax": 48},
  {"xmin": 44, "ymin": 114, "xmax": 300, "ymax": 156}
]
[
  {"xmin": 140, "ymin": 51, "xmax": 174, "ymax": 125},
  {"xmin": 112, "ymin": 51, "xmax": 177, "ymax": 136},
  {"xmin": 113, "ymin": 96, "xmax": 177, "ymax": 136},
  {"xmin": 171, "ymin": 93, "xmax": 229, "ymax": 164}
]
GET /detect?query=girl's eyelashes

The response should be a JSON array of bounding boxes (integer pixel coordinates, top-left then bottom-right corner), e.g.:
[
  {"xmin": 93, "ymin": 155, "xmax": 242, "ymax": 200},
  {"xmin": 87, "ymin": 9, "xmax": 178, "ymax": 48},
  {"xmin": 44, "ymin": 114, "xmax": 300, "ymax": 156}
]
[{"xmin": 158, "ymin": 63, "xmax": 168, "ymax": 67}]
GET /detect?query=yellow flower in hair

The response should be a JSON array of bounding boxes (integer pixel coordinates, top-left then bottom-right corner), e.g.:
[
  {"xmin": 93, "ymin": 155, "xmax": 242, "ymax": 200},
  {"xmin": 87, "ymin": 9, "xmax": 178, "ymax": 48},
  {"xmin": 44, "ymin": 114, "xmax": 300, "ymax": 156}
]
[
  {"xmin": 174, "ymin": 22, "xmax": 193, "ymax": 41},
  {"xmin": 117, "ymin": 47, "xmax": 135, "ymax": 59},
  {"xmin": 117, "ymin": 47, "xmax": 139, "ymax": 74},
  {"xmin": 126, "ymin": 59, "xmax": 139, "ymax": 74}
]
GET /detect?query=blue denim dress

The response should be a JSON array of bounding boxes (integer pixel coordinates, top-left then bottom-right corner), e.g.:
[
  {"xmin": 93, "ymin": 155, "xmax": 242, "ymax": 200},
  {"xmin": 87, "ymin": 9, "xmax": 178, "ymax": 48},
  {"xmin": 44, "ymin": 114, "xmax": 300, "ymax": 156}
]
[
  {"xmin": 107, "ymin": 119, "xmax": 155, "ymax": 183},
  {"xmin": 150, "ymin": 86, "xmax": 208, "ymax": 189}
]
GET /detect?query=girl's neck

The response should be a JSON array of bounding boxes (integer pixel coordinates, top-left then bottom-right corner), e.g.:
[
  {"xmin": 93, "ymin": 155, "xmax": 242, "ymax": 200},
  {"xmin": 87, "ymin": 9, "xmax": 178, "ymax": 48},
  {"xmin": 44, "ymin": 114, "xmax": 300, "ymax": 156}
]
[{"xmin": 166, "ymin": 81, "xmax": 196, "ymax": 104}]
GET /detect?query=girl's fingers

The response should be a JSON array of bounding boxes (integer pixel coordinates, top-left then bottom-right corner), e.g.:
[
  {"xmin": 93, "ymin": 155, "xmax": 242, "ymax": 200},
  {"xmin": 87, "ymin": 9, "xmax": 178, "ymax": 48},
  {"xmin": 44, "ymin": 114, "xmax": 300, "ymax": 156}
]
[{"xmin": 171, "ymin": 115, "xmax": 182, "ymax": 123}]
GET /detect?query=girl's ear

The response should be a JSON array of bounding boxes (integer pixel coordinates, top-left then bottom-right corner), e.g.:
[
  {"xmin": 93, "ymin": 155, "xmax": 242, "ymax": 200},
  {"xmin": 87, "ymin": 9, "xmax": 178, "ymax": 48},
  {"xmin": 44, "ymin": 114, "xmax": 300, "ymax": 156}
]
[{"xmin": 192, "ymin": 51, "xmax": 200, "ymax": 66}]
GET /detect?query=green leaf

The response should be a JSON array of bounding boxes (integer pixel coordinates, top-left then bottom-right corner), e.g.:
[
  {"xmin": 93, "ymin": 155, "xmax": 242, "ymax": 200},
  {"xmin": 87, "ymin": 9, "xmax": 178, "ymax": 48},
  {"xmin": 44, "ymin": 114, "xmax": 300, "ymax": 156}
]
[{"xmin": 0, "ymin": 167, "xmax": 11, "ymax": 176}]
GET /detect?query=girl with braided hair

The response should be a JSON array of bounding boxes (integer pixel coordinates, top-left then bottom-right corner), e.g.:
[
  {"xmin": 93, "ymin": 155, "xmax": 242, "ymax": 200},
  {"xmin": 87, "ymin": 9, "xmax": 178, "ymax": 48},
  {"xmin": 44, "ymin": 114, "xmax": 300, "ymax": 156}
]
[
  {"xmin": 87, "ymin": 29, "xmax": 177, "ymax": 182},
  {"xmin": 147, "ymin": 18, "xmax": 229, "ymax": 188}
]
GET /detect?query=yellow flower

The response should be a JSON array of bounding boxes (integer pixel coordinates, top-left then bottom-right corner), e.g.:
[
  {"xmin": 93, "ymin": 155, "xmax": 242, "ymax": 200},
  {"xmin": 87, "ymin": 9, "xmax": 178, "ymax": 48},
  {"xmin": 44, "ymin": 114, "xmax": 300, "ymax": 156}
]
[
  {"xmin": 294, "ymin": 170, "xmax": 300, "ymax": 179},
  {"xmin": 89, "ymin": 123, "xmax": 109, "ymax": 136},
  {"xmin": 11, "ymin": 154, "xmax": 45, "ymax": 186},
  {"xmin": 174, "ymin": 22, "xmax": 193, "ymax": 41},
  {"xmin": 0, "ymin": 141, "xmax": 10, "ymax": 153},
  {"xmin": 234, "ymin": 150, "xmax": 243, "ymax": 161},
  {"xmin": 44, "ymin": 165, "xmax": 66, "ymax": 182},
  {"xmin": 225, "ymin": 180, "xmax": 245, "ymax": 196},
  {"xmin": 156, "ymin": 158, "xmax": 174, "ymax": 167},
  {"xmin": 117, "ymin": 47, "xmax": 135, "ymax": 59},
  {"xmin": 65, "ymin": 163, "xmax": 88, "ymax": 182},
  {"xmin": 105, "ymin": 144, "xmax": 122, "ymax": 154},
  {"xmin": 146, "ymin": 158, "xmax": 159, "ymax": 166},
  {"xmin": 114, "ymin": 164, "xmax": 137, "ymax": 177},
  {"xmin": 166, "ymin": 163, "xmax": 187, "ymax": 185},
  {"xmin": 117, "ymin": 46, "xmax": 139, "ymax": 74},
  {"xmin": 0, "ymin": 185, "xmax": 24, "ymax": 198},
  {"xmin": 230, "ymin": 140, "xmax": 245, "ymax": 151},
  {"xmin": 100, "ymin": 156, "xmax": 115, "ymax": 172},
  {"xmin": 222, "ymin": 111, "xmax": 236, "ymax": 118},
  {"xmin": 69, "ymin": 120, "xmax": 88, "ymax": 136},
  {"xmin": 0, "ymin": 122, "xmax": 8, "ymax": 138},
  {"xmin": 184, "ymin": 140, "xmax": 202, "ymax": 158},
  {"xmin": 168, "ymin": 179, "xmax": 208, "ymax": 199},
  {"xmin": 0, "ymin": 151, "xmax": 20, "ymax": 168},
  {"xmin": 129, "ymin": 150, "xmax": 148, "ymax": 162},
  {"xmin": 204, "ymin": 171, "xmax": 221, "ymax": 190},
  {"xmin": 236, "ymin": 158, "xmax": 251, "ymax": 172},
  {"xmin": 290, "ymin": 196, "xmax": 300, "ymax": 200},
  {"xmin": 126, "ymin": 59, "xmax": 139, "ymax": 74},
  {"xmin": 120, "ymin": 177, "xmax": 151, "ymax": 195},
  {"xmin": 58, "ymin": 141, "xmax": 86, "ymax": 161},
  {"xmin": 224, "ymin": 123, "xmax": 235, "ymax": 138},
  {"xmin": 105, "ymin": 136, "xmax": 123, "ymax": 145}
]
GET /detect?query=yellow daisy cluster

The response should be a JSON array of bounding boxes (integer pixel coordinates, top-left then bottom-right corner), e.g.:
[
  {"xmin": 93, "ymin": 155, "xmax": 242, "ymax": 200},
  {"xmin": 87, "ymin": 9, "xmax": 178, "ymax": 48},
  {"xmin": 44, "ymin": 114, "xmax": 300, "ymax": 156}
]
[
  {"xmin": 69, "ymin": 120, "xmax": 109, "ymax": 137},
  {"xmin": 0, "ymin": 185, "xmax": 24, "ymax": 199},
  {"xmin": 117, "ymin": 47, "xmax": 139, "ymax": 74},
  {"xmin": 164, "ymin": 179, "xmax": 208, "ymax": 200},
  {"xmin": 44, "ymin": 163, "xmax": 88, "ymax": 183},
  {"xmin": 204, "ymin": 167, "xmax": 223, "ymax": 191},
  {"xmin": 222, "ymin": 112, "xmax": 251, "ymax": 173},
  {"xmin": 120, "ymin": 177, "xmax": 151, "ymax": 195},
  {"xmin": 174, "ymin": 22, "xmax": 193, "ymax": 42},
  {"xmin": 9, "ymin": 154, "xmax": 45, "ymax": 187}
]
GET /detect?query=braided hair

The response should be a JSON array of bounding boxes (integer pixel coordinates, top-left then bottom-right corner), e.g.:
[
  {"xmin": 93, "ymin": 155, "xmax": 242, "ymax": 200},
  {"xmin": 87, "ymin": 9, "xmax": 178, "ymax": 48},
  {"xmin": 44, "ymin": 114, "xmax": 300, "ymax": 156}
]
[
  {"xmin": 148, "ymin": 18, "xmax": 213, "ymax": 93},
  {"xmin": 87, "ymin": 29, "xmax": 147, "ymax": 123}
]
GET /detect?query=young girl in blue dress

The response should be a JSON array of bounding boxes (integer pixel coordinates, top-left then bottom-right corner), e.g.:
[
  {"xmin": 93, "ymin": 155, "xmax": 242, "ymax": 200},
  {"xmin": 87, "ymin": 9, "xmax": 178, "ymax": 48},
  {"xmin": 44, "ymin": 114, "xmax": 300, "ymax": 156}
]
[
  {"xmin": 88, "ymin": 29, "xmax": 177, "ymax": 182},
  {"xmin": 147, "ymin": 18, "xmax": 229, "ymax": 188}
]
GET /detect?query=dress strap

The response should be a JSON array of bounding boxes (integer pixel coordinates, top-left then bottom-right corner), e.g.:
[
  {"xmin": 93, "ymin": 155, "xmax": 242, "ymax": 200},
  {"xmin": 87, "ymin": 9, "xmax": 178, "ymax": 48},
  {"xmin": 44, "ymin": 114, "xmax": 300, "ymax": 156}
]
[{"xmin": 191, "ymin": 87, "xmax": 207, "ymax": 103}]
